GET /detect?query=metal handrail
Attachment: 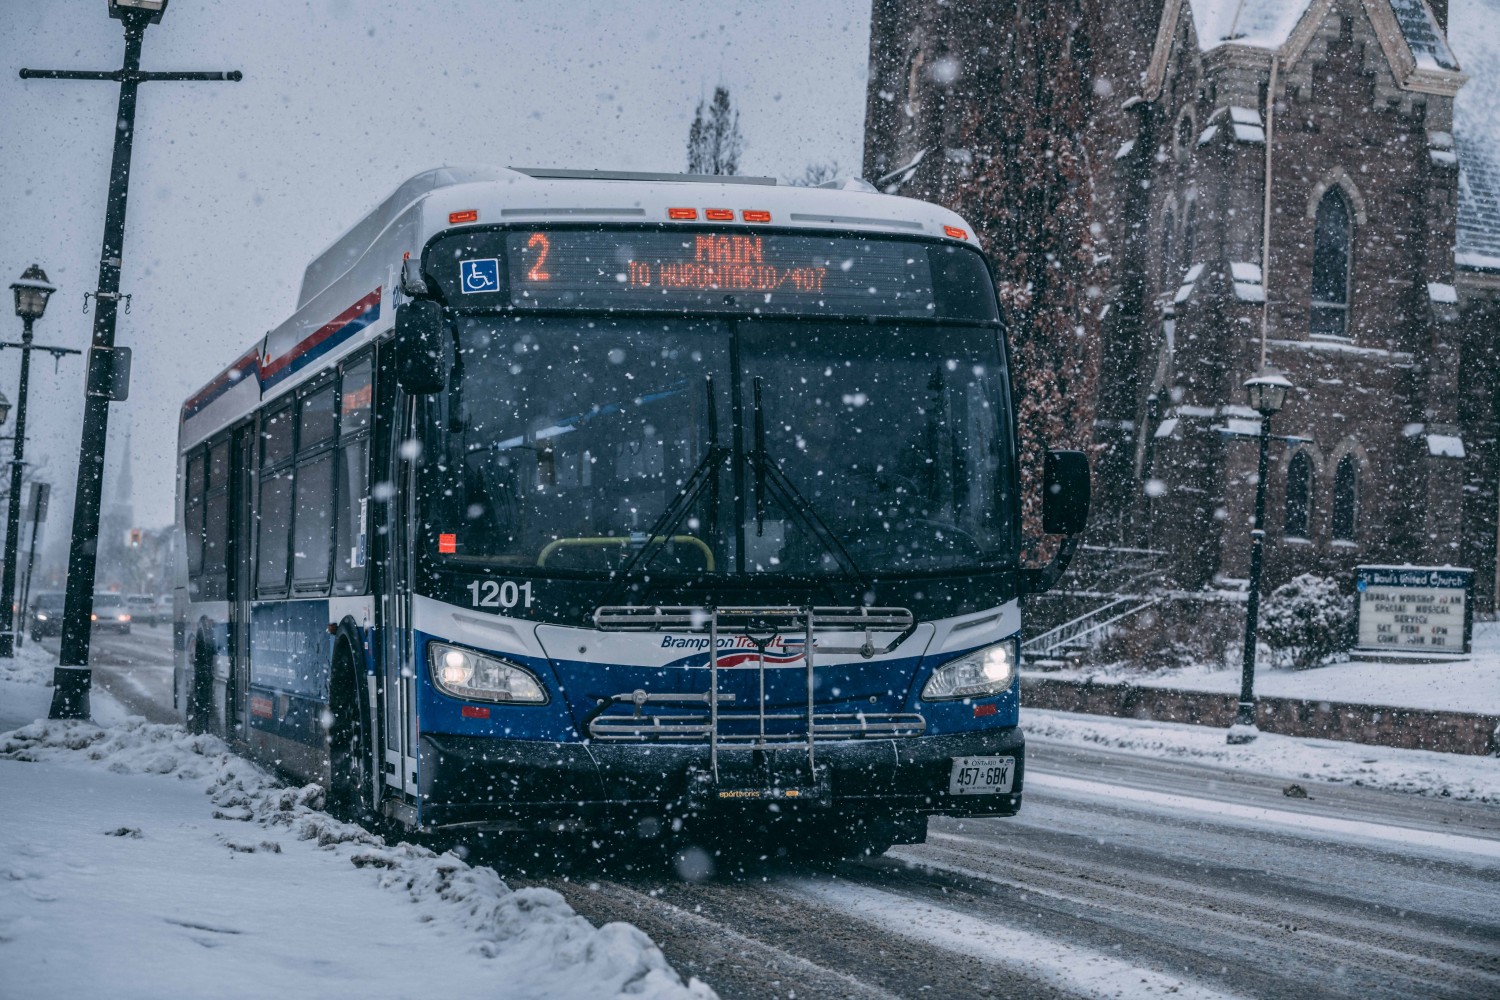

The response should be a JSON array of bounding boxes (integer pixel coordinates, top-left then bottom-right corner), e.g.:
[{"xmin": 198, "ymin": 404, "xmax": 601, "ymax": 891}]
[{"xmin": 1022, "ymin": 596, "xmax": 1159, "ymax": 657}]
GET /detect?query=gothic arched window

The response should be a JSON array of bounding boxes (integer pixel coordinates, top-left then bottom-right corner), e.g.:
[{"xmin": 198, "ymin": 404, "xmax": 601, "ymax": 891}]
[
  {"xmin": 1284, "ymin": 450, "xmax": 1312, "ymax": 538},
  {"xmin": 1182, "ymin": 199, "xmax": 1198, "ymax": 267},
  {"xmin": 1176, "ymin": 114, "xmax": 1195, "ymax": 159},
  {"xmin": 1310, "ymin": 188, "xmax": 1352, "ymax": 338},
  {"xmin": 1332, "ymin": 453, "xmax": 1359, "ymax": 541},
  {"xmin": 1161, "ymin": 206, "xmax": 1176, "ymax": 288}
]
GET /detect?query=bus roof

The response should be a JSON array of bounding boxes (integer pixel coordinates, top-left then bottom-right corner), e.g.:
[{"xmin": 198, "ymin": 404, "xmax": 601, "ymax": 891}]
[{"xmin": 180, "ymin": 166, "xmax": 982, "ymax": 450}]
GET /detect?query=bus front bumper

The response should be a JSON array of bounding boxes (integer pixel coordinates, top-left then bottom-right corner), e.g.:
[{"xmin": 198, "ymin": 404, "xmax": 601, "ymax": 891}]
[{"xmin": 416, "ymin": 727, "xmax": 1024, "ymax": 831}]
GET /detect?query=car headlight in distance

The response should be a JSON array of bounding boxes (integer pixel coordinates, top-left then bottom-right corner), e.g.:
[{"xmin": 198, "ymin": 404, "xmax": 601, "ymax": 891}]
[
  {"xmin": 921, "ymin": 639, "xmax": 1018, "ymax": 701},
  {"xmin": 428, "ymin": 642, "xmax": 547, "ymax": 704}
]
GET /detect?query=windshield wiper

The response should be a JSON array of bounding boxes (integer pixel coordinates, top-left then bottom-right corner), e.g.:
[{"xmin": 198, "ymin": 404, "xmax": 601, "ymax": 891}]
[
  {"xmin": 605, "ymin": 376, "xmax": 729, "ymax": 600},
  {"xmin": 750, "ymin": 376, "xmax": 870, "ymax": 589}
]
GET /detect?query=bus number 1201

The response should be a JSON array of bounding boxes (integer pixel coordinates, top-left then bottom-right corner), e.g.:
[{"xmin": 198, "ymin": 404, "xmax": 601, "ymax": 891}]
[{"xmin": 466, "ymin": 579, "xmax": 535, "ymax": 609}]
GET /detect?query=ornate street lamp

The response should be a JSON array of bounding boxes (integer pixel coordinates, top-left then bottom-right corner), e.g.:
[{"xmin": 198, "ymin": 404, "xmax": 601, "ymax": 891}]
[
  {"xmin": 1229, "ymin": 366, "xmax": 1294, "ymax": 744},
  {"xmin": 11, "ymin": 264, "xmax": 55, "ymax": 321},
  {"xmin": 0, "ymin": 266, "xmax": 58, "ymax": 656},
  {"xmin": 108, "ymin": 0, "xmax": 169, "ymax": 24}
]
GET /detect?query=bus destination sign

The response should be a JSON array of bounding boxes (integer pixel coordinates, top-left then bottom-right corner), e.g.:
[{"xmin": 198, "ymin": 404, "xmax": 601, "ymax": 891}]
[
  {"xmin": 1354, "ymin": 564, "xmax": 1472, "ymax": 656},
  {"xmin": 502, "ymin": 230, "xmax": 938, "ymax": 316}
]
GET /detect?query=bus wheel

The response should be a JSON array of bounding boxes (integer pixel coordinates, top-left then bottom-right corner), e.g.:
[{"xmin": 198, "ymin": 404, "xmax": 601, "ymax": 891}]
[{"xmin": 326, "ymin": 647, "xmax": 374, "ymax": 826}]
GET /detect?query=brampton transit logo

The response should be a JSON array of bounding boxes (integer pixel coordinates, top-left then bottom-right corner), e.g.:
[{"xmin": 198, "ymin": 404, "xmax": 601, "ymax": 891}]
[{"xmin": 660, "ymin": 633, "xmax": 806, "ymax": 668}]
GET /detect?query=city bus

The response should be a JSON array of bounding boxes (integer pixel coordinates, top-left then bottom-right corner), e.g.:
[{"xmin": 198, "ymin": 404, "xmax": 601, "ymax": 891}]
[{"xmin": 175, "ymin": 166, "xmax": 1088, "ymax": 856}]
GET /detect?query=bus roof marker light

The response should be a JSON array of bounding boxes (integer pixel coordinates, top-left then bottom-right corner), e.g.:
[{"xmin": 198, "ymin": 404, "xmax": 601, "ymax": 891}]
[
  {"xmin": 705, "ymin": 208, "xmax": 734, "ymax": 221},
  {"xmin": 438, "ymin": 533, "xmax": 457, "ymax": 553},
  {"xmin": 742, "ymin": 210, "xmax": 772, "ymax": 223},
  {"xmin": 449, "ymin": 209, "xmax": 479, "ymax": 224},
  {"xmin": 668, "ymin": 208, "xmax": 698, "ymax": 220},
  {"xmin": 943, "ymin": 226, "xmax": 968, "ymax": 240}
]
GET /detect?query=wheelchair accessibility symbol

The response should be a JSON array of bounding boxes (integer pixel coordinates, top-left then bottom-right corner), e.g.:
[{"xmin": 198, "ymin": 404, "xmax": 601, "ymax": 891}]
[{"xmin": 459, "ymin": 258, "xmax": 499, "ymax": 294}]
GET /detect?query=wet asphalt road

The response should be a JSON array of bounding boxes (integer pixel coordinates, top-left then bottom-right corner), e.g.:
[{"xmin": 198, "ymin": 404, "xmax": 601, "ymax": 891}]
[
  {"xmin": 501, "ymin": 749, "xmax": 1500, "ymax": 999},
  {"xmin": 40, "ymin": 624, "xmax": 178, "ymax": 724},
  {"xmin": 65, "ymin": 628, "xmax": 1500, "ymax": 999}
]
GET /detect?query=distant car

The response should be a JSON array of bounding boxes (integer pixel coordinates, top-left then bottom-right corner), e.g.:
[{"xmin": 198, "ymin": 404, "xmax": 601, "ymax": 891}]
[
  {"xmin": 90, "ymin": 593, "xmax": 132, "ymax": 634},
  {"xmin": 125, "ymin": 593, "xmax": 167, "ymax": 626},
  {"xmin": 27, "ymin": 592, "xmax": 66, "ymax": 640}
]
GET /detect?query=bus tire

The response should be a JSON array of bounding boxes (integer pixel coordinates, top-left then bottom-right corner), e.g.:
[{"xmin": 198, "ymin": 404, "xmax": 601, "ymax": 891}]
[{"xmin": 326, "ymin": 645, "xmax": 375, "ymax": 826}]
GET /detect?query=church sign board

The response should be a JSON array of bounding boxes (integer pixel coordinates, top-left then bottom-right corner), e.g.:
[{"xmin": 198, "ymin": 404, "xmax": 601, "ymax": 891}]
[{"xmin": 1354, "ymin": 565, "xmax": 1472, "ymax": 656}]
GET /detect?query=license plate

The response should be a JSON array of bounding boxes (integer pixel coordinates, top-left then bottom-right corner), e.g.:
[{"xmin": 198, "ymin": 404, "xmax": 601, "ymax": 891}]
[{"xmin": 948, "ymin": 756, "xmax": 1015, "ymax": 795}]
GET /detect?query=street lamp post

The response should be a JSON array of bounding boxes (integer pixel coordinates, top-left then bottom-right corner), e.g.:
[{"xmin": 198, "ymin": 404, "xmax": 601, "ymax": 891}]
[
  {"xmin": 1, "ymin": 266, "xmax": 77, "ymax": 658},
  {"xmin": 1228, "ymin": 366, "xmax": 1294, "ymax": 745},
  {"xmin": 19, "ymin": 0, "xmax": 241, "ymax": 719}
]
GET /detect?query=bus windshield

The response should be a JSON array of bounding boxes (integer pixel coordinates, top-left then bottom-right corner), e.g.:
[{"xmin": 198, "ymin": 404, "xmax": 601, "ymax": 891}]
[{"xmin": 421, "ymin": 313, "xmax": 1015, "ymax": 580}]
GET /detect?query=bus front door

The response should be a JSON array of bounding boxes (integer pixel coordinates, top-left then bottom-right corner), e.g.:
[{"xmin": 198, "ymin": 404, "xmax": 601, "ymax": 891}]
[
  {"xmin": 378, "ymin": 393, "xmax": 420, "ymax": 811},
  {"xmin": 226, "ymin": 423, "xmax": 254, "ymax": 744}
]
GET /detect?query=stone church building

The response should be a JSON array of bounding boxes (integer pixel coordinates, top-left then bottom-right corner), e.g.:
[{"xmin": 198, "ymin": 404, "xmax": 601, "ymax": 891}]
[{"xmin": 865, "ymin": 0, "xmax": 1500, "ymax": 610}]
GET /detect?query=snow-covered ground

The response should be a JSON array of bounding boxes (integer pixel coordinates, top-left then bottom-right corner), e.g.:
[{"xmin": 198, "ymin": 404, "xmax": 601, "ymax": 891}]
[
  {"xmin": 1025, "ymin": 708, "xmax": 1500, "ymax": 803},
  {"xmin": 0, "ymin": 647, "xmax": 713, "ymax": 1000},
  {"xmin": 1029, "ymin": 620, "xmax": 1500, "ymax": 713}
]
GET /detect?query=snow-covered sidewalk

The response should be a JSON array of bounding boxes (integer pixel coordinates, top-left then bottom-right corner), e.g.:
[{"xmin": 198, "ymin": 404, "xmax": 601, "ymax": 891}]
[
  {"xmin": 0, "ymin": 650, "xmax": 712, "ymax": 1000},
  {"xmin": 1025, "ymin": 708, "xmax": 1500, "ymax": 803}
]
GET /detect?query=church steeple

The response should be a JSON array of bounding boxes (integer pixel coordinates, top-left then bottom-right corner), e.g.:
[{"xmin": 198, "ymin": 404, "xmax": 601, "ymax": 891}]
[{"xmin": 115, "ymin": 428, "xmax": 133, "ymax": 507}]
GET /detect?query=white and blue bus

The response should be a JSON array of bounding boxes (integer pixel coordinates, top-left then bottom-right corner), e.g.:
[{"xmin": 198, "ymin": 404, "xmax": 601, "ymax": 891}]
[{"xmin": 175, "ymin": 166, "xmax": 1088, "ymax": 855}]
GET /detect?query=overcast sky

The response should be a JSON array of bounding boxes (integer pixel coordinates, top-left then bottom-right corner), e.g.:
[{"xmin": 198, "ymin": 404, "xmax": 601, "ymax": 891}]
[{"xmin": 0, "ymin": 0, "xmax": 871, "ymax": 559}]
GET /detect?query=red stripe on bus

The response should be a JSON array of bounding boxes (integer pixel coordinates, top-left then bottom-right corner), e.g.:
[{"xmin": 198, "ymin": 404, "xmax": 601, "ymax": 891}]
[{"xmin": 260, "ymin": 288, "xmax": 382, "ymax": 381}]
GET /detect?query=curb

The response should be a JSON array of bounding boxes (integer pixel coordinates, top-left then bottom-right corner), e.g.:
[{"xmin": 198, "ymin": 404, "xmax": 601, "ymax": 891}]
[{"xmin": 1023, "ymin": 675, "xmax": 1500, "ymax": 757}]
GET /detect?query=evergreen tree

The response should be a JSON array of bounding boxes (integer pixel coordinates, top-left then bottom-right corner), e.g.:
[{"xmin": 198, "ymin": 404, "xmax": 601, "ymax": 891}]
[
  {"xmin": 952, "ymin": 3, "xmax": 1101, "ymax": 551},
  {"xmin": 687, "ymin": 86, "xmax": 744, "ymax": 175}
]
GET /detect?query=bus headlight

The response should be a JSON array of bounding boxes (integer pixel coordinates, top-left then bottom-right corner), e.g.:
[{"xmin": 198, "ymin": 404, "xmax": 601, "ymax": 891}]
[
  {"xmin": 428, "ymin": 642, "xmax": 547, "ymax": 704},
  {"xmin": 920, "ymin": 640, "xmax": 1017, "ymax": 701}
]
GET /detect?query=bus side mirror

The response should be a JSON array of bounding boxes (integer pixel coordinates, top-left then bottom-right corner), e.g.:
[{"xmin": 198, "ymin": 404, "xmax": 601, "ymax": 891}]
[
  {"xmin": 394, "ymin": 299, "xmax": 445, "ymax": 395},
  {"xmin": 1042, "ymin": 449, "xmax": 1090, "ymax": 535}
]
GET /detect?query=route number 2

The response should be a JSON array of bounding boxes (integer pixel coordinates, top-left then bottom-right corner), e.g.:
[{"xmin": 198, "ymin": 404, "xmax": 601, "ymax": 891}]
[{"xmin": 467, "ymin": 579, "xmax": 534, "ymax": 609}]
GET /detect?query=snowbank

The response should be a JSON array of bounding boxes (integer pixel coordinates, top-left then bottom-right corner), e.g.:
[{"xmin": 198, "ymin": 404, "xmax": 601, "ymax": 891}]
[
  {"xmin": 1025, "ymin": 708, "xmax": 1500, "ymax": 803},
  {"xmin": 1035, "ymin": 619, "xmax": 1500, "ymax": 715},
  {"xmin": 0, "ymin": 716, "xmax": 713, "ymax": 1000}
]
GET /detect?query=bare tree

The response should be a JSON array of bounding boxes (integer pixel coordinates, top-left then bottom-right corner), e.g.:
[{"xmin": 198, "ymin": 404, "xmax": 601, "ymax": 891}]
[
  {"xmin": 785, "ymin": 160, "xmax": 846, "ymax": 187},
  {"xmin": 687, "ymin": 86, "xmax": 744, "ymax": 175},
  {"xmin": 952, "ymin": 2, "xmax": 1102, "ymax": 554}
]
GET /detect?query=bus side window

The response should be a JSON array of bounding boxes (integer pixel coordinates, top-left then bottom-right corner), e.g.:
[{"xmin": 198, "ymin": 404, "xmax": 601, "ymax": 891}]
[
  {"xmin": 256, "ymin": 467, "xmax": 294, "ymax": 597},
  {"xmin": 256, "ymin": 404, "xmax": 296, "ymax": 598},
  {"xmin": 292, "ymin": 452, "xmax": 334, "ymax": 589},
  {"xmin": 184, "ymin": 450, "xmax": 206, "ymax": 598},
  {"xmin": 201, "ymin": 438, "xmax": 230, "ymax": 601},
  {"xmin": 335, "ymin": 437, "xmax": 369, "ymax": 592},
  {"xmin": 334, "ymin": 357, "xmax": 372, "ymax": 593},
  {"xmin": 291, "ymin": 384, "xmax": 336, "ymax": 592},
  {"xmin": 261, "ymin": 405, "xmax": 293, "ymax": 468}
]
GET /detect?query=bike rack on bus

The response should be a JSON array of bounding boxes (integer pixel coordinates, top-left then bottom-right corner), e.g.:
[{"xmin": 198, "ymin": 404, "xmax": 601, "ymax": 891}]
[{"xmin": 589, "ymin": 606, "xmax": 922, "ymax": 785}]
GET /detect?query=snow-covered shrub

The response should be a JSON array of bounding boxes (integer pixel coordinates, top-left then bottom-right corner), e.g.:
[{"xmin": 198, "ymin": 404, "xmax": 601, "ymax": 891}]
[{"xmin": 1259, "ymin": 574, "xmax": 1353, "ymax": 669}]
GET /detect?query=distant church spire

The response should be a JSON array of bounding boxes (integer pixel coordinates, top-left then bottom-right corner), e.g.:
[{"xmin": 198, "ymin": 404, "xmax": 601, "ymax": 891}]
[{"xmin": 115, "ymin": 428, "xmax": 133, "ymax": 505}]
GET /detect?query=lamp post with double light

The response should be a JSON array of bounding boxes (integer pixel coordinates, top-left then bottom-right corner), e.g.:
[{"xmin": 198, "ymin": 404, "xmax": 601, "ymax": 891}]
[
  {"xmin": 19, "ymin": 0, "xmax": 241, "ymax": 717},
  {"xmin": 0, "ymin": 266, "xmax": 62, "ymax": 658},
  {"xmin": 1228, "ymin": 367, "xmax": 1294, "ymax": 745}
]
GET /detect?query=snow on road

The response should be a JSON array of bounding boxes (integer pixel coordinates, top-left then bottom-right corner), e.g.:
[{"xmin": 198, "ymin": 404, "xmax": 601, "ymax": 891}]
[
  {"xmin": 1026, "ymin": 771, "xmax": 1500, "ymax": 863},
  {"xmin": 782, "ymin": 879, "xmax": 1245, "ymax": 1000},
  {"xmin": 1025, "ymin": 708, "xmax": 1500, "ymax": 803},
  {"xmin": 0, "ymin": 650, "xmax": 713, "ymax": 1000}
]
